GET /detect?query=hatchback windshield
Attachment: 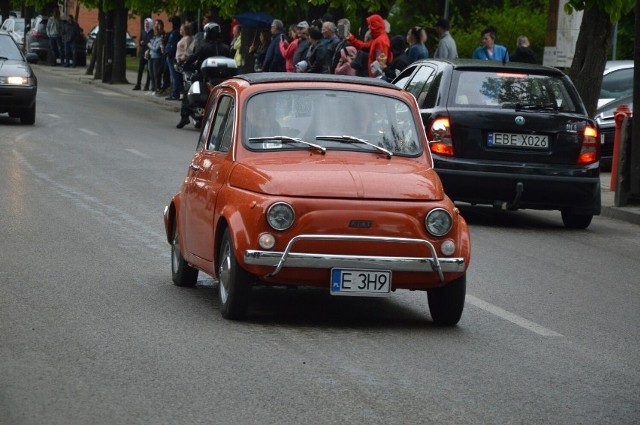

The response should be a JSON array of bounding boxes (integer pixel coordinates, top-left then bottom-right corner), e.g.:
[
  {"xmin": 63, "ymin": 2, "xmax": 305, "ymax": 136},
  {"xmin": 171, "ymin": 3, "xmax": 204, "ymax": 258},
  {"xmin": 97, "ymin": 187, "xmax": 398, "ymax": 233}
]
[
  {"xmin": 452, "ymin": 71, "xmax": 580, "ymax": 113},
  {"xmin": 244, "ymin": 90, "xmax": 422, "ymax": 156}
]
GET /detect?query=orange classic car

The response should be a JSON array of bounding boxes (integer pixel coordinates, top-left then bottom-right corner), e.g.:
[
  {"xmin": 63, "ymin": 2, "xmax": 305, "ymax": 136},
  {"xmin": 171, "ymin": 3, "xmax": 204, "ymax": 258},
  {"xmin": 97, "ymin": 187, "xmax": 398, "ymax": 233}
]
[{"xmin": 164, "ymin": 73, "xmax": 471, "ymax": 325}]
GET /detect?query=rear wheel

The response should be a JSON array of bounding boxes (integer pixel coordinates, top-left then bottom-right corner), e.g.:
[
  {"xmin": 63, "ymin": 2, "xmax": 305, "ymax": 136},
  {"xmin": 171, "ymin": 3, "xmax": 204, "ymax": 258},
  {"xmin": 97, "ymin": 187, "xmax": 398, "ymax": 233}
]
[
  {"xmin": 427, "ymin": 274, "xmax": 466, "ymax": 326},
  {"xmin": 218, "ymin": 228, "xmax": 251, "ymax": 320},
  {"xmin": 561, "ymin": 211, "xmax": 593, "ymax": 229},
  {"xmin": 171, "ymin": 220, "xmax": 198, "ymax": 287},
  {"xmin": 20, "ymin": 104, "xmax": 36, "ymax": 125}
]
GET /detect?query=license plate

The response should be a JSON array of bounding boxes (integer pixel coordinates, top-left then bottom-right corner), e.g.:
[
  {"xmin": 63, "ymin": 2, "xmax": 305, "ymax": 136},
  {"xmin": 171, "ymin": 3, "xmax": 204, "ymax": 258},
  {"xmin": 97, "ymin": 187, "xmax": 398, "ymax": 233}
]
[
  {"xmin": 488, "ymin": 132, "xmax": 549, "ymax": 149},
  {"xmin": 330, "ymin": 268, "xmax": 391, "ymax": 297}
]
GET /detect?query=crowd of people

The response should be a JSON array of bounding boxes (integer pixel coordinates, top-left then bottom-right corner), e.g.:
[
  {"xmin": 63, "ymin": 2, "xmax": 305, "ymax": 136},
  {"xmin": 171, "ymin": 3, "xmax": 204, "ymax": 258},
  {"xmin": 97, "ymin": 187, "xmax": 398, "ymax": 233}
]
[
  {"xmin": 122, "ymin": 12, "xmax": 536, "ymax": 128},
  {"xmin": 45, "ymin": 6, "xmax": 82, "ymax": 68}
]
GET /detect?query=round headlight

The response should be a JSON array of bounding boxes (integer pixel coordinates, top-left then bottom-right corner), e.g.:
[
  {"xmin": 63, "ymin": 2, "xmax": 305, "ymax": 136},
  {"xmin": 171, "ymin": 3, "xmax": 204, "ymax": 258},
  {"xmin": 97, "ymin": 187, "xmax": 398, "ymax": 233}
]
[
  {"xmin": 266, "ymin": 202, "xmax": 295, "ymax": 231},
  {"xmin": 425, "ymin": 208, "xmax": 453, "ymax": 237}
]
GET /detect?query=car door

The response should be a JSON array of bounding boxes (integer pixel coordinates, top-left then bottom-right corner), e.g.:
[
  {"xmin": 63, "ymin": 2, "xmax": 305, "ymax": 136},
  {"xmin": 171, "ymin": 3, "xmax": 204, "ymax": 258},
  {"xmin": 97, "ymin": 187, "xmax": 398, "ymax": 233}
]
[{"xmin": 183, "ymin": 91, "xmax": 236, "ymax": 263}]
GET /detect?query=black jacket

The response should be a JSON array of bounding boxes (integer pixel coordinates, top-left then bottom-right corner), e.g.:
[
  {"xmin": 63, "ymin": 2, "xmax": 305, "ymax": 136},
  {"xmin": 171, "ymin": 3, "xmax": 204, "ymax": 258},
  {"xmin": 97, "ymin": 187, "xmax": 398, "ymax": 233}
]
[{"xmin": 510, "ymin": 47, "xmax": 537, "ymax": 64}]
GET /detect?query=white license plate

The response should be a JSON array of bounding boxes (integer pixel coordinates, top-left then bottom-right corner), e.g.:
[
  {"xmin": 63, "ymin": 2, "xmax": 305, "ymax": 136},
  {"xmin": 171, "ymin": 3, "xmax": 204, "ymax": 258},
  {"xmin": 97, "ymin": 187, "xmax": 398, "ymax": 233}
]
[
  {"xmin": 330, "ymin": 268, "xmax": 391, "ymax": 297},
  {"xmin": 488, "ymin": 132, "xmax": 549, "ymax": 149}
]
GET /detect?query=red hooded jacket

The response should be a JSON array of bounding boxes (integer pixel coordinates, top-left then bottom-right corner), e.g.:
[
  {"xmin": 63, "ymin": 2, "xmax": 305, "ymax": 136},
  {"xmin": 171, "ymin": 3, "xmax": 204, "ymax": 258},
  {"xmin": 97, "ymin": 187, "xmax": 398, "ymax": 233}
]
[{"xmin": 348, "ymin": 14, "xmax": 393, "ymax": 77}]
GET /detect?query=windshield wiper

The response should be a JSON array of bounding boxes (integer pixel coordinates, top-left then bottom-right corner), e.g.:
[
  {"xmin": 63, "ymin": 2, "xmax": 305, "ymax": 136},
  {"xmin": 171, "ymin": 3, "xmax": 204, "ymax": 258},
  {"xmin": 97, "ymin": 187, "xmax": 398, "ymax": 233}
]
[
  {"xmin": 248, "ymin": 136, "xmax": 326, "ymax": 154},
  {"xmin": 513, "ymin": 102, "xmax": 560, "ymax": 112},
  {"xmin": 315, "ymin": 135, "xmax": 393, "ymax": 159},
  {"xmin": 0, "ymin": 57, "xmax": 9, "ymax": 60}
]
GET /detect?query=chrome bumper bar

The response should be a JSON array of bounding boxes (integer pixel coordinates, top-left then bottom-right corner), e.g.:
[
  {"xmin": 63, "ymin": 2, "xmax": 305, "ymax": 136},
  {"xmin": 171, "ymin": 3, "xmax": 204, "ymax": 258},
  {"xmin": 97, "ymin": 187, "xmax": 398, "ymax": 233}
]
[{"xmin": 243, "ymin": 234, "xmax": 466, "ymax": 282}]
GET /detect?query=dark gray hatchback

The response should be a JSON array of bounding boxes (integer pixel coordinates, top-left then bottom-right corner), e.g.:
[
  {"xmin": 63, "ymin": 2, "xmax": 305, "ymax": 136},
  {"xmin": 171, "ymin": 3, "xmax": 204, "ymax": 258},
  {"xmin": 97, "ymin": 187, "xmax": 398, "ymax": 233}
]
[{"xmin": 393, "ymin": 59, "xmax": 601, "ymax": 229}]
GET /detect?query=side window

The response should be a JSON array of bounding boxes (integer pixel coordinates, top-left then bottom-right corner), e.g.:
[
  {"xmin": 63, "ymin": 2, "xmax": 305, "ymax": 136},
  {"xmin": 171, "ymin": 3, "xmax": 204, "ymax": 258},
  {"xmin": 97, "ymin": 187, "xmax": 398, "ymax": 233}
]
[
  {"xmin": 393, "ymin": 66, "xmax": 417, "ymax": 89},
  {"xmin": 405, "ymin": 66, "xmax": 436, "ymax": 108},
  {"xmin": 217, "ymin": 104, "xmax": 235, "ymax": 153},
  {"xmin": 206, "ymin": 96, "xmax": 233, "ymax": 151}
]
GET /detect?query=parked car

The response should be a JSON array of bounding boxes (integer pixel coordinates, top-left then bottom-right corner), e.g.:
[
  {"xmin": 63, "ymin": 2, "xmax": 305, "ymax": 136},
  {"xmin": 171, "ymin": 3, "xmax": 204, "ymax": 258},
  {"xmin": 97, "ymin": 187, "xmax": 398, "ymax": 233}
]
[
  {"xmin": 163, "ymin": 73, "xmax": 471, "ymax": 325},
  {"xmin": 86, "ymin": 25, "xmax": 137, "ymax": 56},
  {"xmin": 393, "ymin": 59, "xmax": 601, "ymax": 229},
  {"xmin": 0, "ymin": 32, "xmax": 38, "ymax": 124},
  {"xmin": 24, "ymin": 15, "xmax": 87, "ymax": 66},
  {"xmin": 598, "ymin": 60, "xmax": 634, "ymax": 109},
  {"xmin": 594, "ymin": 94, "xmax": 633, "ymax": 171},
  {"xmin": 0, "ymin": 17, "xmax": 25, "ymax": 50}
]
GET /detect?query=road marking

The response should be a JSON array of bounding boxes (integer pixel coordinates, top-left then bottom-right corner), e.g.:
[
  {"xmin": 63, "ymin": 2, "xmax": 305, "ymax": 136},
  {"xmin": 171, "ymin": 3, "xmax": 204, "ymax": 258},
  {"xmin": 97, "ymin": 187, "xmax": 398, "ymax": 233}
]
[
  {"xmin": 46, "ymin": 114, "xmax": 61, "ymax": 119},
  {"xmin": 51, "ymin": 88, "xmax": 74, "ymax": 94},
  {"xmin": 125, "ymin": 148, "xmax": 151, "ymax": 159},
  {"xmin": 78, "ymin": 128, "xmax": 99, "ymax": 136},
  {"xmin": 95, "ymin": 90, "xmax": 126, "ymax": 97},
  {"xmin": 466, "ymin": 295, "xmax": 563, "ymax": 337}
]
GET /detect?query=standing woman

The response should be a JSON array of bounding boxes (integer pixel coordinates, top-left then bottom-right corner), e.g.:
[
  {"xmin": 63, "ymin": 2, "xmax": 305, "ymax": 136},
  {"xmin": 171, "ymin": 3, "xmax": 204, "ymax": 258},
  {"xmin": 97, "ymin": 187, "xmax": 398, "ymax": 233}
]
[
  {"xmin": 231, "ymin": 24, "xmax": 244, "ymax": 69},
  {"xmin": 176, "ymin": 23, "xmax": 194, "ymax": 63},
  {"xmin": 249, "ymin": 29, "xmax": 270, "ymax": 72},
  {"xmin": 147, "ymin": 20, "xmax": 164, "ymax": 95},
  {"xmin": 472, "ymin": 26, "xmax": 509, "ymax": 62},
  {"xmin": 406, "ymin": 26, "xmax": 428, "ymax": 64}
]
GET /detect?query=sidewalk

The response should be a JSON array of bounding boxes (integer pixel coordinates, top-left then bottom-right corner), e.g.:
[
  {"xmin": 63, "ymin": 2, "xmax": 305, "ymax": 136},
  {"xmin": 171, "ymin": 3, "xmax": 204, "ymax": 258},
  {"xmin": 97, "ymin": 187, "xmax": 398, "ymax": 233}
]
[{"xmin": 33, "ymin": 64, "xmax": 640, "ymax": 225}]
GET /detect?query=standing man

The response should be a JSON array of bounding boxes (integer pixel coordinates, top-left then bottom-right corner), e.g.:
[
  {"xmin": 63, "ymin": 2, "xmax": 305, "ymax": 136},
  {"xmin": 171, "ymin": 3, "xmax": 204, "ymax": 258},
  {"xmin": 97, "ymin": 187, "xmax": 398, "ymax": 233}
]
[
  {"xmin": 472, "ymin": 26, "xmax": 509, "ymax": 62},
  {"xmin": 62, "ymin": 15, "xmax": 80, "ymax": 68},
  {"xmin": 46, "ymin": 6, "xmax": 63, "ymax": 66},
  {"xmin": 164, "ymin": 16, "xmax": 182, "ymax": 101},
  {"xmin": 133, "ymin": 18, "xmax": 153, "ymax": 91},
  {"xmin": 262, "ymin": 19, "xmax": 286, "ymax": 72},
  {"xmin": 433, "ymin": 18, "xmax": 458, "ymax": 59}
]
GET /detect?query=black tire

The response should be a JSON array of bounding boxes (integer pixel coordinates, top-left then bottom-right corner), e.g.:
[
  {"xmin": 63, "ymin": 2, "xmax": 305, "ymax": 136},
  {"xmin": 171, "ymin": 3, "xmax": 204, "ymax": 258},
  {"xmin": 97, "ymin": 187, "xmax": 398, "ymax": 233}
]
[
  {"xmin": 218, "ymin": 228, "xmax": 251, "ymax": 320},
  {"xmin": 171, "ymin": 220, "xmax": 198, "ymax": 287},
  {"xmin": 427, "ymin": 274, "xmax": 466, "ymax": 326},
  {"xmin": 561, "ymin": 211, "xmax": 593, "ymax": 229},
  {"xmin": 20, "ymin": 104, "xmax": 36, "ymax": 125}
]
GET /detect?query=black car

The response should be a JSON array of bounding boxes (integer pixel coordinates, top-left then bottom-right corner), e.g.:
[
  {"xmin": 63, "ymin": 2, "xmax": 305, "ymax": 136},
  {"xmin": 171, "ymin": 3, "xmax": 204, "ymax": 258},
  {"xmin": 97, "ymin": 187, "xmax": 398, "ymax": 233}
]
[
  {"xmin": 393, "ymin": 59, "xmax": 601, "ymax": 229},
  {"xmin": 25, "ymin": 16, "xmax": 87, "ymax": 66},
  {"xmin": 594, "ymin": 94, "xmax": 633, "ymax": 171},
  {"xmin": 0, "ymin": 32, "xmax": 38, "ymax": 124}
]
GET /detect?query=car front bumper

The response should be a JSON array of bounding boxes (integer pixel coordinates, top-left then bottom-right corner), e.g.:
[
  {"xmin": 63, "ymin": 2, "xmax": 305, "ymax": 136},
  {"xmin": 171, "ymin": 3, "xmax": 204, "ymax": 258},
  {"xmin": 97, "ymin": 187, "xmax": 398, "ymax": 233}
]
[
  {"xmin": 244, "ymin": 234, "xmax": 466, "ymax": 283},
  {"xmin": 0, "ymin": 85, "xmax": 37, "ymax": 110}
]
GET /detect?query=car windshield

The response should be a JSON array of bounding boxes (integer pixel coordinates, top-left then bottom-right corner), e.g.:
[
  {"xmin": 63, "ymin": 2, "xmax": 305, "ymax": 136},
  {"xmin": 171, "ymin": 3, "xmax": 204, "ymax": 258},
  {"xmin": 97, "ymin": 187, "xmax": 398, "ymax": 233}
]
[
  {"xmin": 600, "ymin": 67, "xmax": 633, "ymax": 101},
  {"xmin": 14, "ymin": 20, "xmax": 25, "ymax": 32},
  {"xmin": 244, "ymin": 90, "xmax": 422, "ymax": 156},
  {"xmin": 0, "ymin": 34, "xmax": 23, "ymax": 60},
  {"xmin": 452, "ymin": 70, "xmax": 580, "ymax": 113}
]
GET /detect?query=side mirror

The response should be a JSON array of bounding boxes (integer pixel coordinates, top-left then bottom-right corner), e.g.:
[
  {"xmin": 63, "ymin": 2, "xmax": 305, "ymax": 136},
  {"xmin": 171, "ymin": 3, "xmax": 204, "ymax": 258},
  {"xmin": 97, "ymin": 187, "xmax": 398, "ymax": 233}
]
[{"xmin": 25, "ymin": 52, "xmax": 39, "ymax": 63}]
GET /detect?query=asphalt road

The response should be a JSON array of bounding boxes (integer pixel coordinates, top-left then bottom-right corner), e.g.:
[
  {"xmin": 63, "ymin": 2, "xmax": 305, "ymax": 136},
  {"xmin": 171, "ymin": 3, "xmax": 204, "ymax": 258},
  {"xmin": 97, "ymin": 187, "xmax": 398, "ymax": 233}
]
[{"xmin": 1, "ymin": 69, "xmax": 639, "ymax": 424}]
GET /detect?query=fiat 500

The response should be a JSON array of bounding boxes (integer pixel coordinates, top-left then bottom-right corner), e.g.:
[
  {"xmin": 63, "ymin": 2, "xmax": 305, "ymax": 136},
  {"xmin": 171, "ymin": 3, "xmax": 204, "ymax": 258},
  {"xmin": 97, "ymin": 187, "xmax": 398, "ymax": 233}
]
[{"xmin": 164, "ymin": 74, "xmax": 471, "ymax": 325}]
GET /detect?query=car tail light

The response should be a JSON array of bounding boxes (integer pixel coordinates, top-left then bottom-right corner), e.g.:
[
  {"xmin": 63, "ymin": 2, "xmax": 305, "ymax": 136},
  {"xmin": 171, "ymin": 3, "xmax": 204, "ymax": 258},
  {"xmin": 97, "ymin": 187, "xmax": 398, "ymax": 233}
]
[
  {"xmin": 427, "ymin": 116, "xmax": 454, "ymax": 156},
  {"xmin": 577, "ymin": 125, "xmax": 599, "ymax": 165}
]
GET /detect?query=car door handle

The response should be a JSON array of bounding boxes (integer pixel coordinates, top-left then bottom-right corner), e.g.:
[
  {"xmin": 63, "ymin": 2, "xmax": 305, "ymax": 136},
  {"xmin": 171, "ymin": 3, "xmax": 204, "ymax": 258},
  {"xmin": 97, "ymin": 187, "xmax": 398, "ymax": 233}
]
[{"xmin": 189, "ymin": 163, "xmax": 203, "ymax": 172}]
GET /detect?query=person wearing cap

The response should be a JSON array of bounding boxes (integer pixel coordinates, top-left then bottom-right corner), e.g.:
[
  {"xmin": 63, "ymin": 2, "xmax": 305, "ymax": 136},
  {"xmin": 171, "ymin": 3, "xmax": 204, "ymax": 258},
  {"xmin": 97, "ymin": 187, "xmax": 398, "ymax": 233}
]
[
  {"xmin": 280, "ymin": 22, "xmax": 308, "ymax": 72},
  {"xmin": 292, "ymin": 21, "xmax": 310, "ymax": 68},
  {"xmin": 433, "ymin": 17, "xmax": 458, "ymax": 59}
]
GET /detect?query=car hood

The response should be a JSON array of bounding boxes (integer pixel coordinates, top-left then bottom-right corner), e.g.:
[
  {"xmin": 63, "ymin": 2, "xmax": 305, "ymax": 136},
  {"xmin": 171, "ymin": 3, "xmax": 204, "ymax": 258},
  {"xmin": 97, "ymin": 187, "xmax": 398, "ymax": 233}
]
[
  {"xmin": 0, "ymin": 60, "xmax": 32, "ymax": 77},
  {"xmin": 229, "ymin": 156, "xmax": 444, "ymax": 200}
]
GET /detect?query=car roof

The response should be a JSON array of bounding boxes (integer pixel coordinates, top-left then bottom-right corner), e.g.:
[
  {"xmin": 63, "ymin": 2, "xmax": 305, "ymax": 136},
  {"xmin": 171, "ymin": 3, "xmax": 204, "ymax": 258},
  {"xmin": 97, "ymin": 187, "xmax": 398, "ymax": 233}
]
[
  {"xmin": 604, "ymin": 60, "xmax": 634, "ymax": 72},
  {"xmin": 409, "ymin": 58, "xmax": 568, "ymax": 76},
  {"xmin": 235, "ymin": 72, "xmax": 402, "ymax": 90}
]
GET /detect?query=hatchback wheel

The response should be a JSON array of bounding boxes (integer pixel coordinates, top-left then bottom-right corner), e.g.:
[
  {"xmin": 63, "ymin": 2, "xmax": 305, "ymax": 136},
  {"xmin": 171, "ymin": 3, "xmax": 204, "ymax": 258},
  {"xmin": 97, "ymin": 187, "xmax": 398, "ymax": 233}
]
[
  {"xmin": 218, "ymin": 228, "xmax": 251, "ymax": 320},
  {"xmin": 561, "ymin": 211, "xmax": 593, "ymax": 229},
  {"xmin": 427, "ymin": 274, "xmax": 466, "ymax": 326},
  {"xmin": 171, "ymin": 221, "xmax": 198, "ymax": 287}
]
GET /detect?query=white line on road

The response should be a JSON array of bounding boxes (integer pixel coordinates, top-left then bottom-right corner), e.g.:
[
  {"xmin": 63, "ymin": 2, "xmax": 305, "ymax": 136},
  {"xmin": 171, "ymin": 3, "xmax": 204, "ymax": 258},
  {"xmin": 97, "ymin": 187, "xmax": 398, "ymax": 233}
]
[
  {"xmin": 125, "ymin": 148, "xmax": 151, "ymax": 159},
  {"xmin": 95, "ymin": 90, "xmax": 126, "ymax": 97},
  {"xmin": 466, "ymin": 295, "xmax": 563, "ymax": 337},
  {"xmin": 46, "ymin": 114, "xmax": 61, "ymax": 119},
  {"xmin": 78, "ymin": 128, "xmax": 99, "ymax": 136}
]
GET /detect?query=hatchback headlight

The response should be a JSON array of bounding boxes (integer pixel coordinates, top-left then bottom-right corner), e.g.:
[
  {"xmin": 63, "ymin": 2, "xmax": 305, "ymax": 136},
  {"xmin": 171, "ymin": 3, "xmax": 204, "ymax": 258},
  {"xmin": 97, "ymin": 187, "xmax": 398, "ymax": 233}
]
[
  {"xmin": 5, "ymin": 76, "xmax": 30, "ymax": 85},
  {"xmin": 266, "ymin": 202, "xmax": 295, "ymax": 231},
  {"xmin": 425, "ymin": 208, "xmax": 453, "ymax": 237}
]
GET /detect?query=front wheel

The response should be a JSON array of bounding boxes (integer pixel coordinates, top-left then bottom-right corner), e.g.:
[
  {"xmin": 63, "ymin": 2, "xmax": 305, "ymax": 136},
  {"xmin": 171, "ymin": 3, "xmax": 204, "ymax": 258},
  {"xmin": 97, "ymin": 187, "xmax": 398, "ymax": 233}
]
[
  {"xmin": 218, "ymin": 229, "xmax": 251, "ymax": 320},
  {"xmin": 171, "ymin": 220, "xmax": 198, "ymax": 287},
  {"xmin": 561, "ymin": 211, "xmax": 593, "ymax": 229},
  {"xmin": 427, "ymin": 274, "xmax": 466, "ymax": 326}
]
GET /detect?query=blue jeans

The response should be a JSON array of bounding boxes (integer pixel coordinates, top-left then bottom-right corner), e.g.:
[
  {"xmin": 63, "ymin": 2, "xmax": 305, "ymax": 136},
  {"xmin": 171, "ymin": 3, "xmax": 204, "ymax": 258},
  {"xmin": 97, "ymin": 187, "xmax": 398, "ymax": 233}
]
[
  {"xmin": 166, "ymin": 56, "xmax": 181, "ymax": 97},
  {"xmin": 64, "ymin": 41, "xmax": 76, "ymax": 66},
  {"xmin": 48, "ymin": 36, "xmax": 63, "ymax": 65}
]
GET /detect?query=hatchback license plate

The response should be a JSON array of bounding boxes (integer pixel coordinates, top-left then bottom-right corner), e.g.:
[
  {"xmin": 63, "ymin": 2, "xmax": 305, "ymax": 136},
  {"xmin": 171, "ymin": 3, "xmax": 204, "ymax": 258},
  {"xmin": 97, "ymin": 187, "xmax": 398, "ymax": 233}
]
[
  {"xmin": 488, "ymin": 132, "xmax": 549, "ymax": 149},
  {"xmin": 330, "ymin": 268, "xmax": 391, "ymax": 297}
]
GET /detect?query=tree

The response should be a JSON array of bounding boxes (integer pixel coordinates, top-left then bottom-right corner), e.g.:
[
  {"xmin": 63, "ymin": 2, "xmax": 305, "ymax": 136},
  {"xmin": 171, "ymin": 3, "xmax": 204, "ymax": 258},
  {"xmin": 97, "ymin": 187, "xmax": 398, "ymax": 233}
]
[{"xmin": 564, "ymin": 0, "xmax": 635, "ymax": 117}]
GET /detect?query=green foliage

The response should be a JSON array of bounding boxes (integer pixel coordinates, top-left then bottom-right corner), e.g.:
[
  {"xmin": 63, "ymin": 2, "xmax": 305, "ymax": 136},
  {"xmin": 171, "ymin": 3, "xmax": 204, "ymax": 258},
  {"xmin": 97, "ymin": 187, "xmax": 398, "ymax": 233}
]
[
  {"xmin": 452, "ymin": 1, "xmax": 549, "ymax": 60},
  {"xmin": 564, "ymin": 0, "xmax": 635, "ymax": 23}
]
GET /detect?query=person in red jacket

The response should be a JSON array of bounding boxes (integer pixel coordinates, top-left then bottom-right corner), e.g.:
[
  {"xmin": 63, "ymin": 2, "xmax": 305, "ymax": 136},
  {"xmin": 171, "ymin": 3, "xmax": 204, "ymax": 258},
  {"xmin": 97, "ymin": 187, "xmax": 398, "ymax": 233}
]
[{"xmin": 347, "ymin": 14, "xmax": 393, "ymax": 77}]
